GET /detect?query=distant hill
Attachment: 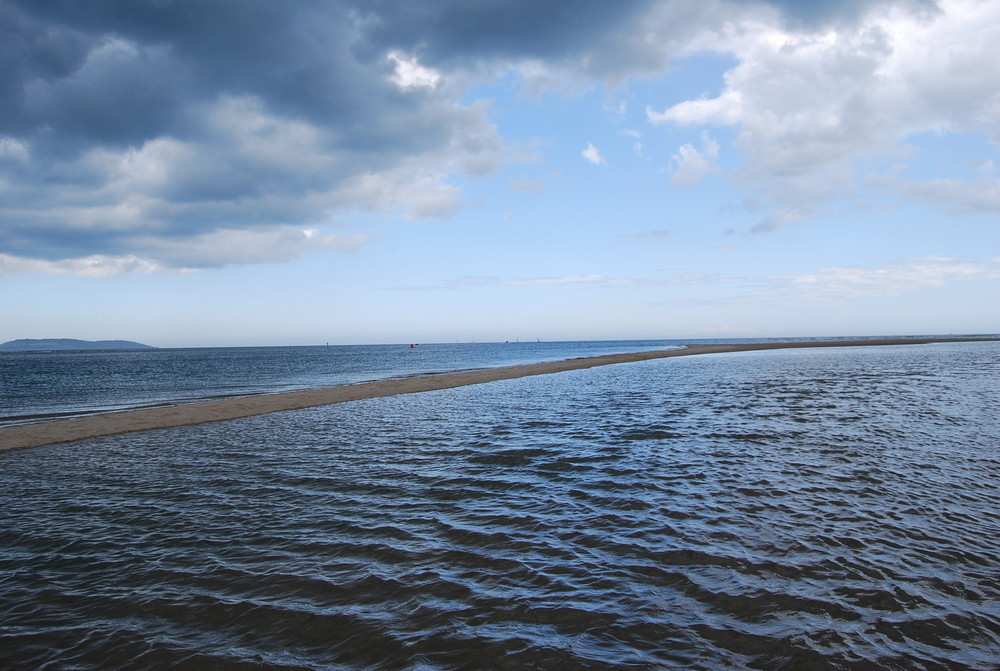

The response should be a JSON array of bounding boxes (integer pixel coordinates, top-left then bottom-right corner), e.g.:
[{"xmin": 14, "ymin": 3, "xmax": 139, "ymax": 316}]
[{"xmin": 0, "ymin": 338, "xmax": 157, "ymax": 351}]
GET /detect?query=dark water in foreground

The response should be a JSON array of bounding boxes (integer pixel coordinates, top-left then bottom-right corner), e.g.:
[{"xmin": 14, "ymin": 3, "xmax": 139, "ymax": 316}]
[{"xmin": 1, "ymin": 341, "xmax": 999, "ymax": 669}]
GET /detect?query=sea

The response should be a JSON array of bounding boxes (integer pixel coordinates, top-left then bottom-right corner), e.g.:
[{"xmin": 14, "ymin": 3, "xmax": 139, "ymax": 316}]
[{"xmin": 1, "ymin": 338, "xmax": 998, "ymax": 670}]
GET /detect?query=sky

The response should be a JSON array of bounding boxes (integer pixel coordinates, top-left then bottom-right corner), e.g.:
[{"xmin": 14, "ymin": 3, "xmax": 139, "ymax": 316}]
[{"xmin": 1, "ymin": 0, "xmax": 998, "ymax": 347}]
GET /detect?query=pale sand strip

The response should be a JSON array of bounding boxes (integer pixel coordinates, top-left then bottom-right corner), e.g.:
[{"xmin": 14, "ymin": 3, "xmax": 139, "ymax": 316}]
[{"xmin": 2, "ymin": 338, "xmax": 996, "ymax": 452}]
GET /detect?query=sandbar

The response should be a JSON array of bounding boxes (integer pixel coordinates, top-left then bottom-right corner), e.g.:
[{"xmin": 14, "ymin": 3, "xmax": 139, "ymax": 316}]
[{"xmin": 1, "ymin": 337, "xmax": 996, "ymax": 451}]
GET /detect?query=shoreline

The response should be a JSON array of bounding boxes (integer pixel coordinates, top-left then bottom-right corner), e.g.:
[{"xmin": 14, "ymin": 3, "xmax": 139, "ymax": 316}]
[{"xmin": 2, "ymin": 337, "xmax": 997, "ymax": 452}]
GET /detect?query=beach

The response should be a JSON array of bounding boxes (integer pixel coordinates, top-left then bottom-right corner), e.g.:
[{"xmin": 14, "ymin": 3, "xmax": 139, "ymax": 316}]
[{"xmin": 2, "ymin": 337, "xmax": 993, "ymax": 452}]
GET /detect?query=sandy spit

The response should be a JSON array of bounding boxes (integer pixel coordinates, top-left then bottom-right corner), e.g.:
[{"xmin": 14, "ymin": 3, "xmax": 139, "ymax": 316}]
[{"xmin": 2, "ymin": 338, "xmax": 996, "ymax": 452}]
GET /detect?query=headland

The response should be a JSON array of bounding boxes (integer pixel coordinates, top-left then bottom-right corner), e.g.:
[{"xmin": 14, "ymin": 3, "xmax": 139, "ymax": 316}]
[{"xmin": 0, "ymin": 338, "xmax": 156, "ymax": 351}]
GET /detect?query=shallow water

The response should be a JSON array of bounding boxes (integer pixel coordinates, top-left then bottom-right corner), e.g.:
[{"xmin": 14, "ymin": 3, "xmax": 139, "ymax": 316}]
[
  {"xmin": 1, "ymin": 342, "xmax": 999, "ymax": 669},
  {"xmin": 0, "ymin": 340, "xmax": 681, "ymax": 424}
]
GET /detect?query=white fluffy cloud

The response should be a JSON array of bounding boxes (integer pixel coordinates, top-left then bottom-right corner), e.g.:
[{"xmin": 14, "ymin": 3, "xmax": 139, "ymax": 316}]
[
  {"xmin": 648, "ymin": 0, "xmax": 1000, "ymax": 229},
  {"xmin": 671, "ymin": 132, "xmax": 720, "ymax": 186},
  {"xmin": 582, "ymin": 142, "xmax": 606, "ymax": 166},
  {"xmin": 388, "ymin": 52, "xmax": 442, "ymax": 90}
]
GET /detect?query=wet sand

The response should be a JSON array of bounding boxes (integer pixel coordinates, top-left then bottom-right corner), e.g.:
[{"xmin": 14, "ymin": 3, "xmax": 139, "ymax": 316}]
[{"xmin": 1, "ymin": 338, "xmax": 995, "ymax": 451}]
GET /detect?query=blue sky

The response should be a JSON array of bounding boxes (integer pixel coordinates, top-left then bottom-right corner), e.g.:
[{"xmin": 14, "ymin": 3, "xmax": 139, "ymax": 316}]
[{"xmin": 1, "ymin": 0, "xmax": 998, "ymax": 347}]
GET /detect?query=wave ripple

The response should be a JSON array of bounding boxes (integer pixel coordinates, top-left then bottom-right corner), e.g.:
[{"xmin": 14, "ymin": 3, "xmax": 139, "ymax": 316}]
[{"xmin": 2, "ymin": 342, "xmax": 999, "ymax": 669}]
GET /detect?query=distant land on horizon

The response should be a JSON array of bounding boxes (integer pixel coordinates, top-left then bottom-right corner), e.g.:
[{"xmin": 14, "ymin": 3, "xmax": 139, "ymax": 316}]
[{"xmin": 0, "ymin": 338, "xmax": 157, "ymax": 351}]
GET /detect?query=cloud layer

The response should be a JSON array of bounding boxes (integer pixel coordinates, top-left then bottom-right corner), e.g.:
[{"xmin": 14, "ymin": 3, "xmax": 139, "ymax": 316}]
[
  {"xmin": 1, "ymin": 0, "xmax": 997, "ymax": 274},
  {"xmin": 0, "ymin": 0, "xmax": 509, "ymax": 271},
  {"xmin": 649, "ymin": 0, "xmax": 1000, "ymax": 229}
]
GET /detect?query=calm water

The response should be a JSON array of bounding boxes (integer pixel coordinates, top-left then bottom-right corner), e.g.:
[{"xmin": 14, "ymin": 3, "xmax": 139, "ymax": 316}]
[{"xmin": 1, "ymin": 340, "xmax": 999, "ymax": 669}]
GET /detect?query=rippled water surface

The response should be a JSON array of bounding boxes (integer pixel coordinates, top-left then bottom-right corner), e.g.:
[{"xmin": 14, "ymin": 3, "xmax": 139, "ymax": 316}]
[
  {"xmin": 0, "ymin": 340, "xmax": 686, "ymax": 425},
  {"xmin": 2, "ymin": 342, "xmax": 999, "ymax": 669}
]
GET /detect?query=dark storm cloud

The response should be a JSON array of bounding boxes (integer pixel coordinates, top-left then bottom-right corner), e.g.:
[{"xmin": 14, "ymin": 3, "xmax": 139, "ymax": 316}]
[
  {"xmin": 759, "ymin": 0, "xmax": 939, "ymax": 26},
  {"xmin": 349, "ymin": 0, "xmax": 939, "ymax": 67},
  {"xmin": 3, "ymin": 1, "xmax": 385, "ymax": 148},
  {"xmin": 351, "ymin": 0, "xmax": 657, "ymax": 63},
  {"xmin": 1, "ymin": 0, "xmax": 509, "ymax": 266}
]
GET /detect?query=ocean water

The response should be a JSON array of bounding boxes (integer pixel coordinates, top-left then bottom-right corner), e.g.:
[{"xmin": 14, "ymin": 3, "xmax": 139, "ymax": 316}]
[
  {"xmin": 0, "ymin": 340, "xmax": 683, "ymax": 426},
  {"xmin": 1, "ymin": 340, "xmax": 999, "ymax": 669}
]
